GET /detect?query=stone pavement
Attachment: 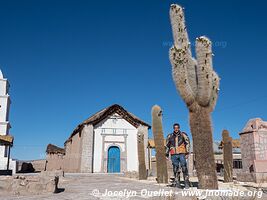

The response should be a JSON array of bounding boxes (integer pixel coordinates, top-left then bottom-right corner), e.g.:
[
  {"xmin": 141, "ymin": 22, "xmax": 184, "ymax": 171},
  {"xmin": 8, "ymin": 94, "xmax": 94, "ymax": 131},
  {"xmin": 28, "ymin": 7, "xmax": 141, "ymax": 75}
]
[{"xmin": 0, "ymin": 173, "xmax": 266, "ymax": 200}]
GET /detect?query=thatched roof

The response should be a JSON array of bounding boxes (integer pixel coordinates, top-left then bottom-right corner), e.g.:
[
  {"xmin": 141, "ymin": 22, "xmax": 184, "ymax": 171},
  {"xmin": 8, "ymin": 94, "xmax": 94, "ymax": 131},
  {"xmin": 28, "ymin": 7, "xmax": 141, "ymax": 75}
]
[
  {"xmin": 65, "ymin": 104, "xmax": 150, "ymax": 144},
  {"xmin": 218, "ymin": 139, "xmax": 240, "ymax": 149},
  {"xmin": 0, "ymin": 135, "xmax": 14, "ymax": 146},
  {"xmin": 46, "ymin": 143, "xmax": 65, "ymax": 154},
  {"xmin": 148, "ymin": 139, "xmax": 166, "ymax": 148},
  {"xmin": 233, "ymin": 139, "xmax": 240, "ymax": 148}
]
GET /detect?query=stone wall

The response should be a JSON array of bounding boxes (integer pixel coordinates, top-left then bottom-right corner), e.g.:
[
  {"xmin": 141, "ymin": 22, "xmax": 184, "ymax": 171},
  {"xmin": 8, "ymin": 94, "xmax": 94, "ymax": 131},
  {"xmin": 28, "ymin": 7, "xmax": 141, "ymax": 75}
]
[
  {"xmin": 142, "ymin": 126, "xmax": 149, "ymax": 170},
  {"xmin": 80, "ymin": 124, "xmax": 94, "ymax": 173},
  {"xmin": 0, "ymin": 172, "xmax": 60, "ymax": 195},
  {"xmin": 240, "ymin": 131, "xmax": 256, "ymax": 172},
  {"xmin": 28, "ymin": 159, "xmax": 46, "ymax": 172},
  {"xmin": 46, "ymin": 154, "xmax": 64, "ymax": 171},
  {"xmin": 237, "ymin": 118, "xmax": 267, "ymax": 183}
]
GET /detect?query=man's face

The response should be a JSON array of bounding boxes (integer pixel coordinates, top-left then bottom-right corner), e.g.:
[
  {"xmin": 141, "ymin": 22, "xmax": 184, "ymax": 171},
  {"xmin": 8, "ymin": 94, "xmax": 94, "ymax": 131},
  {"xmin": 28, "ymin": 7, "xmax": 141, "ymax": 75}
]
[{"xmin": 173, "ymin": 125, "xmax": 180, "ymax": 133}]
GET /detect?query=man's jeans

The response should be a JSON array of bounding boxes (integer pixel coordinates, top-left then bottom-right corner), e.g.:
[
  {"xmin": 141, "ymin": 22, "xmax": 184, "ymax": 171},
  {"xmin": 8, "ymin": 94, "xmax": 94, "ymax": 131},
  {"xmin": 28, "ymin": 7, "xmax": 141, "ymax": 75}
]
[
  {"xmin": 171, "ymin": 154, "xmax": 187, "ymax": 168},
  {"xmin": 171, "ymin": 153, "xmax": 189, "ymax": 188}
]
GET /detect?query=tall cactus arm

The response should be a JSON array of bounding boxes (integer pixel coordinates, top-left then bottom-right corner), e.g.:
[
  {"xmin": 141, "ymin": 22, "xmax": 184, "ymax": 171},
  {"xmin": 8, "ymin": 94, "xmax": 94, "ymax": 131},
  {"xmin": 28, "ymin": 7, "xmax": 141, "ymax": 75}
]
[
  {"xmin": 170, "ymin": 4, "xmax": 197, "ymax": 108},
  {"xmin": 169, "ymin": 47, "xmax": 195, "ymax": 107},
  {"xmin": 195, "ymin": 36, "xmax": 213, "ymax": 106},
  {"xmin": 209, "ymin": 72, "xmax": 220, "ymax": 112},
  {"xmin": 170, "ymin": 4, "xmax": 192, "ymax": 55},
  {"xmin": 169, "ymin": 4, "xmax": 220, "ymax": 112}
]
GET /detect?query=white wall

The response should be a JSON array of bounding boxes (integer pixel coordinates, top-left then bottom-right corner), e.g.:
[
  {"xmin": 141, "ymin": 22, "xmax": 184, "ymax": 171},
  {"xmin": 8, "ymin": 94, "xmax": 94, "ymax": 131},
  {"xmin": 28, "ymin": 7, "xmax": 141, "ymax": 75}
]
[
  {"xmin": 0, "ymin": 97, "xmax": 9, "ymax": 123},
  {"xmin": 93, "ymin": 126, "xmax": 102, "ymax": 172},
  {"xmin": 0, "ymin": 74, "xmax": 16, "ymax": 173},
  {"xmin": 0, "ymin": 79, "xmax": 9, "ymax": 96},
  {"xmin": 93, "ymin": 113, "xmax": 139, "ymax": 172},
  {"xmin": 0, "ymin": 157, "xmax": 16, "ymax": 174},
  {"xmin": 126, "ymin": 128, "xmax": 138, "ymax": 171}
]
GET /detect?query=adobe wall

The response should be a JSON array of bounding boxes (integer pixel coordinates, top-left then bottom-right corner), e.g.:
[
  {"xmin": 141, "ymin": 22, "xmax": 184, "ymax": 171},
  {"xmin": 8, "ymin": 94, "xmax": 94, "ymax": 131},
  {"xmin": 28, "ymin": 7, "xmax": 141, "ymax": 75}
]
[
  {"xmin": 31, "ymin": 159, "xmax": 46, "ymax": 171},
  {"xmin": 63, "ymin": 132, "xmax": 82, "ymax": 172},
  {"xmin": 46, "ymin": 154, "xmax": 64, "ymax": 171}
]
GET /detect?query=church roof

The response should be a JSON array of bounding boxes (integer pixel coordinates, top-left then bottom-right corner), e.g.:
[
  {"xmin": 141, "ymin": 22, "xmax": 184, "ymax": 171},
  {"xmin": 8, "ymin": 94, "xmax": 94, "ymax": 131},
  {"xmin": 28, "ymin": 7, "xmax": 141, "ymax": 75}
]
[{"xmin": 65, "ymin": 104, "xmax": 151, "ymax": 144}]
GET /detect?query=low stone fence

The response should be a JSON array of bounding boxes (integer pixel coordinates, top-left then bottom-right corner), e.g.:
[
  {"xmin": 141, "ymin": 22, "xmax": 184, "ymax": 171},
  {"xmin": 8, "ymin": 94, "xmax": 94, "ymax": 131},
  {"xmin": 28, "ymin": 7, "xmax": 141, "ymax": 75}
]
[{"xmin": 0, "ymin": 170, "xmax": 62, "ymax": 195}]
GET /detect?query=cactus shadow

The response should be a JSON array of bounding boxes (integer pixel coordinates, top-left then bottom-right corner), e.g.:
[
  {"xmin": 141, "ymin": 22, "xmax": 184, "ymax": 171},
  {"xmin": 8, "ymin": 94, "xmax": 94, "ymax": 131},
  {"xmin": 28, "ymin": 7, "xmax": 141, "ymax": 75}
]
[
  {"xmin": 54, "ymin": 188, "xmax": 65, "ymax": 193},
  {"xmin": 167, "ymin": 178, "xmax": 199, "ymax": 188},
  {"xmin": 188, "ymin": 181, "xmax": 198, "ymax": 188}
]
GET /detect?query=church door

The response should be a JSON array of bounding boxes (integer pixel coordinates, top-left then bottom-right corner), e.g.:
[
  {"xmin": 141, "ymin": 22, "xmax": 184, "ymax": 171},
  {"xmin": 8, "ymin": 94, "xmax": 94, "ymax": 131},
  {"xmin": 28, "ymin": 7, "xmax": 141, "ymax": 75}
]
[{"xmin": 107, "ymin": 146, "xmax": 120, "ymax": 173}]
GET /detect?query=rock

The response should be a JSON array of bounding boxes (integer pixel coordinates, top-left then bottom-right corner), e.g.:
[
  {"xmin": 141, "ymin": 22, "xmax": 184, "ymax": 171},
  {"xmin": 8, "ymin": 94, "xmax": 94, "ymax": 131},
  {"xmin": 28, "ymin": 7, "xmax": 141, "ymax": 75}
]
[
  {"xmin": 0, "ymin": 177, "xmax": 12, "ymax": 191},
  {"xmin": 124, "ymin": 171, "xmax": 139, "ymax": 179},
  {"xmin": 19, "ymin": 180, "xmax": 28, "ymax": 186},
  {"xmin": 27, "ymin": 182, "xmax": 44, "ymax": 195},
  {"xmin": 19, "ymin": 162, "xmax": 35, "ymax": 173},
  {"xmin": 46, "ymin": 176, "xmax": 59, "ymax": 193},
  {"xmin": 1, "ymin": 174, "xmax": 61, "ymax": 195}
]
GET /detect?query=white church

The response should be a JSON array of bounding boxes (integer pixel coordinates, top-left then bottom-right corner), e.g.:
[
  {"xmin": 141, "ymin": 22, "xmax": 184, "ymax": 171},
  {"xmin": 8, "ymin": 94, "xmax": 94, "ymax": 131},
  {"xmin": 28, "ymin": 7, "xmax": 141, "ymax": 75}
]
[
  {"xmin": 0, "ymin": 70, "xmax": 16, "ymax": 174},
  {"xmin": 46, "ymin": 104, "xmax": 151, "ymax": 173}
]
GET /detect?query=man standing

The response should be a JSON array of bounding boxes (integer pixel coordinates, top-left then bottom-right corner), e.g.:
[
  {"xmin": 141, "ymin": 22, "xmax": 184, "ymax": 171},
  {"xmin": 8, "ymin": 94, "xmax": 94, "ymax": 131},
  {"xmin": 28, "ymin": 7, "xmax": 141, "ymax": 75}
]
[{"xmin": 166, "ymin": 123, "xmax": 190, "ymax": 188}]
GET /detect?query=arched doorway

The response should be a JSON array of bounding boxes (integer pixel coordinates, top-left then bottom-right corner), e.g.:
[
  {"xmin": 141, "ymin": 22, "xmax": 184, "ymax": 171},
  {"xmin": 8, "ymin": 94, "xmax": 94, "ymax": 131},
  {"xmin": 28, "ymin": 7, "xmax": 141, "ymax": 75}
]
[{"xmin": 107, "ymin": 146, "xmax": 120, "ymax": 173}]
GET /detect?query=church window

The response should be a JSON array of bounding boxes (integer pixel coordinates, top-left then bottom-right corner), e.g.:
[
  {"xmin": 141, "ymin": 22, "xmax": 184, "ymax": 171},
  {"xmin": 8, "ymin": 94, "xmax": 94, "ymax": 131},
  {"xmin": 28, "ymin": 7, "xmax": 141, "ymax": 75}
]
[{"xmin": 233, "ymin": 159, "xmax": 242, "ymax": 169}]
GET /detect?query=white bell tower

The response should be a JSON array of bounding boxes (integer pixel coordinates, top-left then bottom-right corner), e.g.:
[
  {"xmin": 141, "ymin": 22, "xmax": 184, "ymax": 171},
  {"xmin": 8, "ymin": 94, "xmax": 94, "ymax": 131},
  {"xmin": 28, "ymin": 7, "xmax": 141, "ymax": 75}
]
[{"xmin": 0, "ymin": 69, "xmax": 11, "ymax": 158}]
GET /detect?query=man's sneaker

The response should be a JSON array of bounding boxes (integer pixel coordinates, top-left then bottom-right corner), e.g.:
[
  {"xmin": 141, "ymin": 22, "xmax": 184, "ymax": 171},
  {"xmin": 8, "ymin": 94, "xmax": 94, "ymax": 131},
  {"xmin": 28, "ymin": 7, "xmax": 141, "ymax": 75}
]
[
  {"xmin": 175, "ymin": 181, "xmax": 182, "ymax": 188},
  {"xmin": 184, "ymin": 180, "xmax": 190, "ymax": 189}
]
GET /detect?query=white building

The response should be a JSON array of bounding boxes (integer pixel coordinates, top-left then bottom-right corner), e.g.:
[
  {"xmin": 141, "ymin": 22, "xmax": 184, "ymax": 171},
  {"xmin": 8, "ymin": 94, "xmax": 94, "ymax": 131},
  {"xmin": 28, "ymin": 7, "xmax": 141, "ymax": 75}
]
[
  {"xmin": 0, "ymin": 70, "xmax": 16, "ymax": 174},
  {"xmin": 46, "ymin": 104, "xmax": 151, "ymax": 173}
]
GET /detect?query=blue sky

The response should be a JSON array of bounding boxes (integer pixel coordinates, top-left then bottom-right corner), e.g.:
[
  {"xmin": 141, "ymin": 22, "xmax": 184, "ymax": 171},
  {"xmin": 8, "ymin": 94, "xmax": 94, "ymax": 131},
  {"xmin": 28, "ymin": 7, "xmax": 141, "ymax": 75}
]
[{"xmin": 0, "ymin": 0, "xmax": 267, "ymax": 160}]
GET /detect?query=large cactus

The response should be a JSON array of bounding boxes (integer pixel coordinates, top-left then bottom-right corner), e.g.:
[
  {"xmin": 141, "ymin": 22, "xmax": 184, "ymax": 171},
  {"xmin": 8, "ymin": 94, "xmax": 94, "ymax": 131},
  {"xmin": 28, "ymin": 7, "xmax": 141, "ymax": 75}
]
[
  {"xmin": 137, "ymin": 125, "xmax": 147, "ymax": 180},
  {"xmin": 222, "ymin": 130, "xmax": 233, "ymax": 182},
  {"xmin": 151, "ymin": 105, "xmax": 168, "ymax": 184},
  {"xmin": 169, "ymin": 4, "xmax": 220, "ymax": 189}
]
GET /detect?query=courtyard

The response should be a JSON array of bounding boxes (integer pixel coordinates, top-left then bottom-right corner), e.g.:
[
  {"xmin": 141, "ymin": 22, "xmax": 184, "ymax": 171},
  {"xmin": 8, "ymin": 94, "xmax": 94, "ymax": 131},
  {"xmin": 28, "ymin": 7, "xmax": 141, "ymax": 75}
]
[{"xmin": 0, "ymin": 173, "xmax": 266, "ymax": 200}]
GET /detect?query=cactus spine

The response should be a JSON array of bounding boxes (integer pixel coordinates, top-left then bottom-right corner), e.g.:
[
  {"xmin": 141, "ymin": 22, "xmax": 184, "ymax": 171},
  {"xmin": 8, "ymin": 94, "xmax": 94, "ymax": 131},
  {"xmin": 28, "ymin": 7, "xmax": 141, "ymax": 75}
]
[
  {"xmin": 222, "ymin": 130, "xmax": 233, "ymax": 182},
  {"xmin": 169, "ymin": 4, "xmax": 220, "ymax": 189},
  {"xmin": 151, "ymin": 105, "xmax": 168, "ymax": 184},
  {"xmin": 137, "ymin": 125, "xmax": 147, "ymax": 180}
]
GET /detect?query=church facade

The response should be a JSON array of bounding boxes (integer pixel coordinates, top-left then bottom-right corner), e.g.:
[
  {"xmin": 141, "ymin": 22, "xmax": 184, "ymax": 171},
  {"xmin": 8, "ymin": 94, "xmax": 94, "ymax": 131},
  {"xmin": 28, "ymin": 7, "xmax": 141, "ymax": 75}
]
[{"xmin": 46, "ymin": 104, "xmax": 150, "ymax": 173}]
